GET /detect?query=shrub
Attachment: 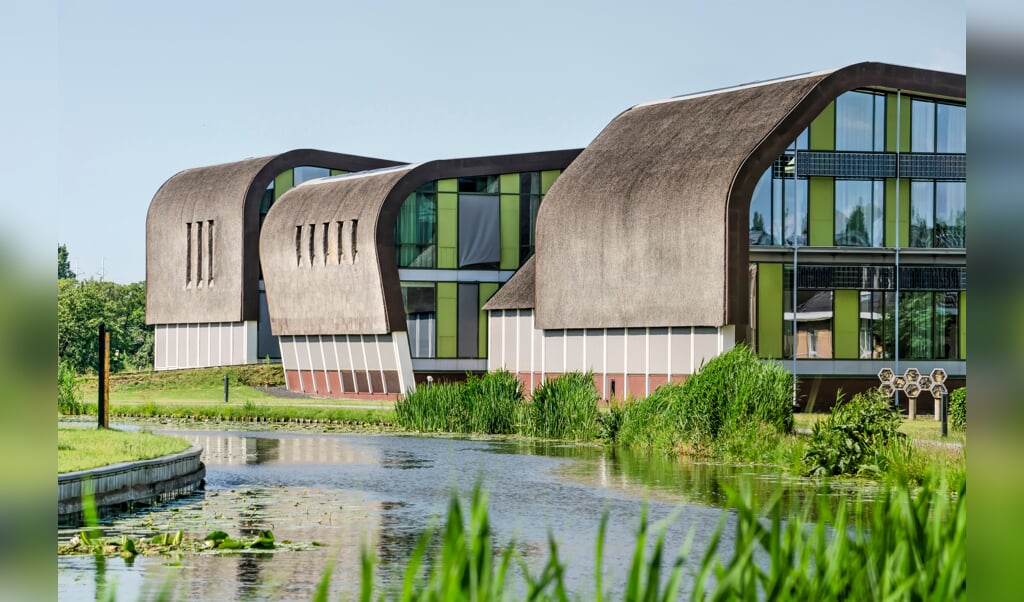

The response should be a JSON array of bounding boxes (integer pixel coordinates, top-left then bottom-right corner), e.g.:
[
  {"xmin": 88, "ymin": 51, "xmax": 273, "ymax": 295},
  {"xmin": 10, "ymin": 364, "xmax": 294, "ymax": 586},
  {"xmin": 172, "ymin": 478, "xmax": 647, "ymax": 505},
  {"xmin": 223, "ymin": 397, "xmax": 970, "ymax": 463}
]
[
  {"xmin": 528, "ymin": 372, "xmax": 600, "ymax": 441},
  {"xmin": 395, "ymin": 381, "xmax": 466, "ymax": 432},
  {"xmin": 58, "ymin": 360, "xmax": 84, "ymax": 415},
  {"xmin": 948, "ymin": 387, "xmax": 966, "ymax": 431},
  {"xmin": 461, "ymin": 370, "xmax": 525, "ymax": 434},
  {"xmin": 803, "ymin": 389, "xmax": 908, "ymax": 477}
]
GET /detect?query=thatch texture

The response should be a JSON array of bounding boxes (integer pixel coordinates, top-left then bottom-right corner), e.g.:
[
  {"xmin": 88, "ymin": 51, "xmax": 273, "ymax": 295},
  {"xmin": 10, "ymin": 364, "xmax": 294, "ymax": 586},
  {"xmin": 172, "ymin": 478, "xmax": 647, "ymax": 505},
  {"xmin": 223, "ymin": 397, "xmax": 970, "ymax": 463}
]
[
  {"xmin": 146, "ymin": 149, "xmax": 402, "ymax": 325},
  {"xmin": 534, "ymin": 62, "xmax": 965, "ymax": 333},
  {"xmin": 482, "ymin": 256, "xmax": 535, "ymax": 310}
]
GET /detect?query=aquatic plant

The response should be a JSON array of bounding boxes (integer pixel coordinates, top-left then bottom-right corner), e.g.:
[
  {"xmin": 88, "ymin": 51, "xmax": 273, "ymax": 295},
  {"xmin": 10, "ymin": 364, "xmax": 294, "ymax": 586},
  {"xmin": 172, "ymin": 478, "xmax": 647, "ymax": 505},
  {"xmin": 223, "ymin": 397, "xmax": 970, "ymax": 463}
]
[
  {"xmin": 527, "ymin": 372, "xmax": 600, "ymax": 441},
  {"xmin": 803, "ymin": 389, "xmax": 908, "ymax": 477}
]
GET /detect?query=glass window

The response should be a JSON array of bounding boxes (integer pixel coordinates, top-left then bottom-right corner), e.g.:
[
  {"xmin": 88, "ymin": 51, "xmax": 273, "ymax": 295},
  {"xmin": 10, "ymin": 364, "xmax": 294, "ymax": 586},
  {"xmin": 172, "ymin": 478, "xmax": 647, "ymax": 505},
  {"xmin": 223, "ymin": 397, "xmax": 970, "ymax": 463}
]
[
  {"xmin": 786, "ymin": 127, "xmax": 809, "ymax": 151},
  {"xmin": 458, "ymin": 195, "xmax": 500, "ymax": 268},
  {"xmin": 859, "ymin": 291, "xmax": 894, "ymax": 359},
  {"xmin": 402, "ymin": 283, "xmax": 436, "ymax": 358},
  {"xmin": 835, "ymin": 179, "xmax": 884, "ymax": 247},
  {"xmin": 749, "ymin": 167, "xmax": 807, "ymax": 246},
  {"xmin": 394, "ymin": 184, "xmax": 437, "ymax": 268},
  {"xmin": 910, "ymin": 181, "xmax": 966, "ymax": 249},
  {"xmin": 293, "ymin": 166, "xmax": 332, "ymax": 186},
  {"xmin": 458, "ymin": 176, "xmax": 499, "ymax": 194},
  {"xmin": 784, "ymin": 290, "xmax": 833, "ymax": 359},
  {"xmin": 519, "ymin": 172, "xmax": 542, "ymax": 262},
  {"xmin": 912, "ymin": 99, "xmax": 936, "ymax": 152},
  {"xmin": 937, "ymin": 103, "xmax": 966, "ymax": 153},
  {"xmin": 836, "ymin": 91, "xmax": 885, "ymax": 151}
]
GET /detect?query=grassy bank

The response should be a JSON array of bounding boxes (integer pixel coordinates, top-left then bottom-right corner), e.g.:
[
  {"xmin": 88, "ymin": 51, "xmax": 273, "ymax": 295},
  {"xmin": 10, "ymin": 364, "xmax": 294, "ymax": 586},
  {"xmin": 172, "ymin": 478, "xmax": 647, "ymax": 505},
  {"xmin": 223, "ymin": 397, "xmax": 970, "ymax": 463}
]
[
  {"xmin": 58, "ymin": 427, "xmax": 193, "ymax": 473},
  {"xmin": 71, "ymin": 401, "xmax": 396, "ymax": 427}
]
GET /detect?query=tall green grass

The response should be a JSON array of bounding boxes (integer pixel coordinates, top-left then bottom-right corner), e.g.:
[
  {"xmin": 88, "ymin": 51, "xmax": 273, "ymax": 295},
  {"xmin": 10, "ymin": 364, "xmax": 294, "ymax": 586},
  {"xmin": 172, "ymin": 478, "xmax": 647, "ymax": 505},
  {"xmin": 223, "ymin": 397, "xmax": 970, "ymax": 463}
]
[
  {"xmin": 315, "ymin": 476, "xmax": 966, "ymax": 601},
  {"xmin": 526, "ymin": 372, "xmax": 600, "ymax": 441},
  {"xmin": 612, "ymin": 346, "xmax": 793, "ymax": 456},
  {"xmin": 395, "ymin": 381, "xmax": 468, "ymax": 432},
  {"xmin": 461, "ymin": 371, "xmax": 525, "ymax": 435}
]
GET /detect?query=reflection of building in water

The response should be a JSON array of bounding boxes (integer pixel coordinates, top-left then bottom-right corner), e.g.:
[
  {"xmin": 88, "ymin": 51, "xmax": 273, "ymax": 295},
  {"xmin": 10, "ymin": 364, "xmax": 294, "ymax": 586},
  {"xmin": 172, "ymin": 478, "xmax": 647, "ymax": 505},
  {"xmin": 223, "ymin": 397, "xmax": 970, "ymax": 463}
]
[{"xmin": 186, "ymin": 434, "xmax": 379, "ymax": 466}]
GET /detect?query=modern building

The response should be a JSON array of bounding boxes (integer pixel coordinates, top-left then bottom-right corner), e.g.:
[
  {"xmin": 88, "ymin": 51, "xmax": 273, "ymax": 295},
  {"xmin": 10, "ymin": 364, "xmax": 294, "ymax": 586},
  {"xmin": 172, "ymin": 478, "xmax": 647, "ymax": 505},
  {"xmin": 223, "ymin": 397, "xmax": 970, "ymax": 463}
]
[
  {"xmin": 145, "ymin": 62, "xmax": 966, "ymax": 411},
  {"xmin": 146, "ymin": 149, "xmax": 403, "ymax": 370},
  {"xmin": 485, "ymin": 62, "xmax": 966, "ymax": 410},
  {"xmin": 258, "ymin": 151, "xmax": 580, "ymax": 398}
]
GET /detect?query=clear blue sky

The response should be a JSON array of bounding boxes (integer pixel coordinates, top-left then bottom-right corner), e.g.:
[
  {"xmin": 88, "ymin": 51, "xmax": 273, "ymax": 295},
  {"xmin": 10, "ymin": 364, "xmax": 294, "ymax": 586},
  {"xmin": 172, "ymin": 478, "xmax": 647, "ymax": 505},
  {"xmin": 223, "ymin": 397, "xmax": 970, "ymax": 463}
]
[{"xmin": 24, "ymin": 1, "xmax": 966, "ymax": 283}]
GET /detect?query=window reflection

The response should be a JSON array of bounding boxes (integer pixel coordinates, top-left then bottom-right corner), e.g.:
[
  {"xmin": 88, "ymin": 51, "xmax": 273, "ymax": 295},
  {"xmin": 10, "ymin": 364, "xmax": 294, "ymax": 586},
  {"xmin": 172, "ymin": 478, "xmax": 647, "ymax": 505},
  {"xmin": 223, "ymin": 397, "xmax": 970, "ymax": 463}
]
[
  {"xmin": 836, "ymin": 91, "xmax": 885, "ymax": 151},
  {"xmin": 835, "ymin": 179, "xmax": 884, "ymax": 247},
  {"xmin": 749, "ymin": 167, "xmax": 807, "ymax": 246},
  {"xmin": 395, "ymin": 184, "xmax": 438, "ymax": 268},
  {"xmin": 911, "ymin": 181, "xmax": 965, "ymax": 248},
  {"xmin": 783, "ymin": 290, "xmax": 833, "ymax": 359}
]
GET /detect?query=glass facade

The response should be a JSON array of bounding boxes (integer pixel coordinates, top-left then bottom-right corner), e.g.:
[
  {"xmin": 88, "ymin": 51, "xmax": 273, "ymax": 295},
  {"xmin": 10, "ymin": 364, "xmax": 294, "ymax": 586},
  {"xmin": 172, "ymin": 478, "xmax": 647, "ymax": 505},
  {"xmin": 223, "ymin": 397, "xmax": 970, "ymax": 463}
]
[
  {"xmin": 783, "ymin": 290, "xmax": 833, "ymax": 359},
  {"xmin": 835, "ymin": 91, "xmax": 885, "ymax": 151},
  {"xmin": 910, "ymin": 181, "xmax": 966, "ymax": 248},
  {"xmin": 912, "ymin": 99, "xmax": 966, "ymax": 153},
  {"xmin": 835, "ymin": 179, "xmax": 884, "ymax": 247},
  {"xmin": 395, "ymin": 170, "xmax": 560, "ymax": 359},
  {"xmin": 749, "ymin": 168, "xmax": 807, "ymax": 246}
]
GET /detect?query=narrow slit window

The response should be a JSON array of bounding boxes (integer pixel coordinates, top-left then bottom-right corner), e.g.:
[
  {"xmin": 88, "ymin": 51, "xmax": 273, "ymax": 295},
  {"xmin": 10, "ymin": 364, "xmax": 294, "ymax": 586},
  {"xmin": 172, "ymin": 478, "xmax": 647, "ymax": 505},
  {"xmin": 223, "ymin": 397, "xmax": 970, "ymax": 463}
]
[
  {"xmin": 342, "ymin": 221, "xmax": 350, "ymax": 264},
  {"xmin": 295, "ymin": 225, "xmax": 302, "ymax": 266},
  {"xmin": 322, "ymin": 222, "xmax": 329, "ymax": 265},
  {"xmin": 309, "ymin": 223, "xmax": 316, "ymax": 265},
  {"xmin": 207, "ymin": 220, "xmax": 214, "ymax": 283},
  {"xmin": 350, "ymin": 219, "xmax": 358, "ymax": 263},
  {"xmin": 185, "ymin": 222, "xmax": 192, "ymax": 285},
  {"xmin": 196, "ymin": 221, "xmax": 203, "ymax": 283}
]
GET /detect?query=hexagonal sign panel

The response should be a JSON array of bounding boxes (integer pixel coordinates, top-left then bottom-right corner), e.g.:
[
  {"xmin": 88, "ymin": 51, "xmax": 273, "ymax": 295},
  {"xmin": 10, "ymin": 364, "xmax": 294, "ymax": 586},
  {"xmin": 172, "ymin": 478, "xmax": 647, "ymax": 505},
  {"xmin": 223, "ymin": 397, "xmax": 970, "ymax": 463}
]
[
  {"xmin": 879, "ymin": 382, "xmax": 896, "ymax": 398},
  {"xmin": 918, "ymin": 375, "xmax": 933, "ymax": 391},
  {"xmin": 930, "ymin": 368, "xmax": 947, "ymax": 384},
  {"xmin": 904, "ymin": 382, "xmax": 921, "ymax": 398},
  {"xmin": 904, "ymin": 368, "xmax": 921, "ymax": 384},
  {"xmin": 878, "ymin": 368, "xmax": 895, "ymax": 383},
  {"xmin": 893, "ymin": 376, "xmax": 907, "ymax": 390},
  {"xmin": 931, "ymin": 383, "xmax": 948, "ymax": 397}
]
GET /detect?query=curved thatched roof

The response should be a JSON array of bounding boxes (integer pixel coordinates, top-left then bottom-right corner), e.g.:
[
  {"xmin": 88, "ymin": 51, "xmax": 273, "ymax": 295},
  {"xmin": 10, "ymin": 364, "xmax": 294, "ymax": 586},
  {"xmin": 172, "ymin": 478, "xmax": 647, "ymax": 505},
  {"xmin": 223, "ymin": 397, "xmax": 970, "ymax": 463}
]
[
  {"xmin": 260, "ymin": 150, "xmax": 581, "ymax": 336},
  {"xmin": 534, "ymin": 62, "xmax": 965, "ymax": 333},
  {"xmin": 146, "ymin": 149, "xmax": 403, "ymax": 325},
  {"xmin": 482, "ymin": 256, "xmax": 535, "ymax": 311}
]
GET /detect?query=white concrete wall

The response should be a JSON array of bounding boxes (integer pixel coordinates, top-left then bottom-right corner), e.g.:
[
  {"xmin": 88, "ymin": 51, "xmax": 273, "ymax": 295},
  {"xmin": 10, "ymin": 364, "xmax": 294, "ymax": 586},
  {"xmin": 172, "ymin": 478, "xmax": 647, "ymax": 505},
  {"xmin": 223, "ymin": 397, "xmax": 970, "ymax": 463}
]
[
  {"xmin": 279, "ymin": 332, "xmax": 415, "ymax": 395},
  {"xmin": 487, "ymin": 309, "xmax": 736, "ymax": 397},
  {"xmin": 154, "ymin": 321, "xmax": 257, "ymax": 370}
]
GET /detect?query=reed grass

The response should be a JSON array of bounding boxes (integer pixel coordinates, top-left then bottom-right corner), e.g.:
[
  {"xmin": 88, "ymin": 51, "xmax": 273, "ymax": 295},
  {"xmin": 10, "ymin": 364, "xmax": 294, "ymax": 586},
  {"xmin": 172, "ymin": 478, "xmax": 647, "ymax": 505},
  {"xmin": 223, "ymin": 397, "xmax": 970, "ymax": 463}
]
[{"xmin": 526, "ymin": 372, "xmax": 600, "ymax": 441}]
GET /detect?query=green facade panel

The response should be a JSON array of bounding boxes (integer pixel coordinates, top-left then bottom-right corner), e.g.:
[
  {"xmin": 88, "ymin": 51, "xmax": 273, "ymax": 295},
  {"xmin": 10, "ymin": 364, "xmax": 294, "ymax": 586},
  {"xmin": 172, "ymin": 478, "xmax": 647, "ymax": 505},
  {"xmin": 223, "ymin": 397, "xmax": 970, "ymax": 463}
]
[
  {"xmin": 757, "ymin": 263, "xmax": 783, "ymax": 359},
  {"xmin": 833, "ymin": 289, "xmax": 859, "ymax": 359},
  {"xmin": 273, "ymin": 170, "xmax": 294, "ymax": 201},
  {"xmin": 499, "ymin": 174, "xmax": 520, "ymax": 270},
  {"xmin": 540, "ymin": 170, "xmax": 560, "ymax": 194},
  {"xmin": 436, "ymin": 282, "xmax": 458, "ymax": 358},
  {"xmin": 884, "ymin": 179, "xmax": 911, "ymax": 247},
  {"xmin": 959, "ymin": 291, "xmax": 966, "ymax": 360},
  {"xmin": 808, "ymin": 177, "xmax": 834, "ymax": 246},
  {"xmin": 437, "ymin": 191, "xmax": 458, "ymax": 268},
  {"xmin": 809, "ymin": 102, "xmax": 835, "ymax": 150},
  {"xmin": 478, "ymin": 283, "xmax": 499, "ymax": 358},
  {"xmin": 329, "ymin": 169, "xmax": 347, "ymax": 176},
  {"xmin": 437, "ymin": 178, "xmax": 457, "ymax": 193}
]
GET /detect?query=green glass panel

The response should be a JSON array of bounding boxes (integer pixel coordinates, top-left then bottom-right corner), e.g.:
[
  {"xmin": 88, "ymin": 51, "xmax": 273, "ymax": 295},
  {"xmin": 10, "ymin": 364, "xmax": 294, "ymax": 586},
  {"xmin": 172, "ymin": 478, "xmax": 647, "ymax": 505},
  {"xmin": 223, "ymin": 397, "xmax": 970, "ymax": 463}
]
[
  {"xmin": 437, "ymin": 282, "xmax": 458, "ymax": 358},
  {"xmin": 437, "ymin": 178, "xmax": 457, "ymax": 193},
  {"xmin": 540, "ymin": 170, "xmax": 560, "ymax": 194},
  {"xmin": 499, "ymin": 174, "xmax": 520, "ymax": 269},
  {"xmin": 899, "ymin": 94, "xmax": 912, "ymax": 153},
  {"xmin": 273, "ymin": 170, "xmax": 294, "ymax": 201},
  {"xmin": 833, "ymin": 289, "xmax": 859, "ymax": 359},
  {"xmin": 437, "ymin": 192, "xmax": 458, "ymax": 268},
  {"xmin": 809, "ymin": 102, "xmax": 835, "ymax": 150},
  {"xmin": 757, "ymin": 263, "xmax": 783, "ymax": 358},
  {"xmin": 808, "ymin": 177, "xmax": 834, "ymax": 246},
  {"xmin": 884, "ymin": 179, "xmax": 910, "ymax": 248},
  {"xmin": 959, "ymin": 291, "xmax": 966, "ymax": 360},
  {"xmin": 478, "ymin": 283, "xmax": 499, "ymax": 358},
  {"xmin": 330, "ymin": 169, "xmax": 347, "ymax": 176}
]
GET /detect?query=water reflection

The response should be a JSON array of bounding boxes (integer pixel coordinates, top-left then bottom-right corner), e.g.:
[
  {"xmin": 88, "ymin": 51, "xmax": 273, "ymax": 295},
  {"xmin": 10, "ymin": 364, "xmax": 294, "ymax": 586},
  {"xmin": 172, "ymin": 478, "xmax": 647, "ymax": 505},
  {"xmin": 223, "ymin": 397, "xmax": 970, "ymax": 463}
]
[{"xmin": 58, "ymin": 429, "xmax": 872, "ymax": 601}]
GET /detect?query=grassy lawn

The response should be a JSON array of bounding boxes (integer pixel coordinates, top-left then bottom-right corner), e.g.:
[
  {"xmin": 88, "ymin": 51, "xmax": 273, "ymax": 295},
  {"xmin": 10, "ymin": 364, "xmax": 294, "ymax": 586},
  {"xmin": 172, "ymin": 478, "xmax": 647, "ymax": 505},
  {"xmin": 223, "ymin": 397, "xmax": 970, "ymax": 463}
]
[
  {"xmin": 58, "ymin": 427, "xmax": 193, "ymax": 473},
  {"xmin": 794, "ymin": 412, "xmax": 966, "ymax": 444}
]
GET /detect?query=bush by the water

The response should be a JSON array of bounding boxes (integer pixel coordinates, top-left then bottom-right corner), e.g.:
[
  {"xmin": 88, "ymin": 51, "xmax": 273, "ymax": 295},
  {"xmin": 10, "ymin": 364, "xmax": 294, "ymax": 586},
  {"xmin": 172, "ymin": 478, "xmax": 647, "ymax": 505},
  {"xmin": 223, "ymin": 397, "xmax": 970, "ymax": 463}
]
[
  {"xmin": 611, "ymin": 345, "xmax": 793, "ymax": 455},
  {"xmin": 949, "ymin": 386, "xmax": 966, "ymax": 431},
  {"xmin": 527, "ymin": 372, "xmax": 600, "ymax": 441},
  {"xmin": 460, "ymin": 370, "xmax": 524, "ymax": 434},
  {"xmin": 803, "ymin": 389, "xmax": 908, "ymax": 477}
]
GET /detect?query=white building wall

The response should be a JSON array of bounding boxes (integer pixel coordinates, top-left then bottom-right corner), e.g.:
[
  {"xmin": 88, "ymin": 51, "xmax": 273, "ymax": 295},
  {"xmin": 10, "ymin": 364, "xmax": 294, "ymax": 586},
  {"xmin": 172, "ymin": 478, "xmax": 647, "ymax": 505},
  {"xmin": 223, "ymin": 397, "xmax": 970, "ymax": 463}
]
[{"xmin": 153, "ymin": 321, "xmax": 258, "ymax": 370}]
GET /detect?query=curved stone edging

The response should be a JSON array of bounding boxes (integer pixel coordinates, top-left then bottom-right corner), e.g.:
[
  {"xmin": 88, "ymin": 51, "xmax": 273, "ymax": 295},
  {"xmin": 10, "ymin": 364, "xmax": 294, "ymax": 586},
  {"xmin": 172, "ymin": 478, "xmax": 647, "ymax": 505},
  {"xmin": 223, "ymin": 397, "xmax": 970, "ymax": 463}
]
[{"xmin": 58, "ymin": 444, "xmax": 205, "ymax": 522}]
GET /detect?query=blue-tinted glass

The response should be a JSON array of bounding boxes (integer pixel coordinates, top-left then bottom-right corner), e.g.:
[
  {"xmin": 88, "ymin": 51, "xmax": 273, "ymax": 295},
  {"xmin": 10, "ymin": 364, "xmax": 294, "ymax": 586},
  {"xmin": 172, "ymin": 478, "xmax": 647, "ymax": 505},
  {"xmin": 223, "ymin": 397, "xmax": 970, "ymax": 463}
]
[
  {"xmin": 772, "ymin": 178, "xmax": 783, "ymax": 245},
  {"xmin": 935, "ymin": 182, "xmax": 966, "ymax": 248},
  {"xmin": 836, "ymin": 91, "xmax": 875, "ymax": 151},
  {"xmin": 293, "ymin": 166, "xmax": 332, "ymax": 186},
  {"xmin": 783, "ymin": 178, "xmax": 808, "ymax": 245},
  {"xmin": 786, "ymin": 127, "xmax": 809, "ymax": 151},
  {"xmin": 395, "ymin": 191, "xmax": 437, "ymax": 267},
  {"xmin": 749, "ymin": 168, "xmax": 773, "ymax": 245},
  {"xmin": 910, "ymin": 181, "xmax": 935, "ymax": 248},
  {"xmin": 911, "ymin": 100, "xmax": 936, "ymax": 152},
  {"xmin": 937, "ymin": 103, "xmax": 966, "ymax": 153},
  {"xmin": 874, "ymin": 94, "xmax": 886, "ymax": 151}
]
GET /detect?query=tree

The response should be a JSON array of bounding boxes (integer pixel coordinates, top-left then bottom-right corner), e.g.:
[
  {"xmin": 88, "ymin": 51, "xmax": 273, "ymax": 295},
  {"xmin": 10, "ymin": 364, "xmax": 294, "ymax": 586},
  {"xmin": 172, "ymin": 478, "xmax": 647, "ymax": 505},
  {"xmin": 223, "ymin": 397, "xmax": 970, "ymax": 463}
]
[
  {"xmin": 58, "ymin": 244, "xmax": 76, "ymax": 280},
  {"xmin": 57, "ymin": 278, "xmax": 154, "ymax": 373}
]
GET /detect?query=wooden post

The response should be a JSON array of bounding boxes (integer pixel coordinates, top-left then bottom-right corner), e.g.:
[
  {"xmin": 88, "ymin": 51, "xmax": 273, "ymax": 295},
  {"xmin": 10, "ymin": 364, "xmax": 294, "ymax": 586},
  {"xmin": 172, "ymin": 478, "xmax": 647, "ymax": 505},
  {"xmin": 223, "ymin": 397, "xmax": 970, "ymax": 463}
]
[
  {"xmin": 98, "ymin": 323, "xmax": 110, "ymax": 428},
  {"xmin": 224, "ymin": 374, "xmax": 229, "ymax": 403},
  {"xmin": 941, "ymin": 391, "xmax": 949, "ymax": 438}
]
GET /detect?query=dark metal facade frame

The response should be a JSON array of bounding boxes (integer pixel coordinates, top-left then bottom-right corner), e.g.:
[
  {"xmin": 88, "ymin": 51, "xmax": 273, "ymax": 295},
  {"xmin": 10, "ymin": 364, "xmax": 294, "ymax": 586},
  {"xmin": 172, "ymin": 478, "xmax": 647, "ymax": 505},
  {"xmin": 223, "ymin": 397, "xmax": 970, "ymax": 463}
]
[{"xmin": 724, "ymin": 63, "xmax": 966, "ymax": 331}]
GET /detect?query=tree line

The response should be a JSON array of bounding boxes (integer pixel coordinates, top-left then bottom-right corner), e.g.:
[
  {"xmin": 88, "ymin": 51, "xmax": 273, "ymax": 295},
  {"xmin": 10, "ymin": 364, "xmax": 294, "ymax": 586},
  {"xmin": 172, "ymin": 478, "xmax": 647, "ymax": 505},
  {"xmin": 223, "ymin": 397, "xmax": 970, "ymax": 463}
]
[{"xmin": 58, "ymin": 244, "xmax": 153, "ymax": 374}]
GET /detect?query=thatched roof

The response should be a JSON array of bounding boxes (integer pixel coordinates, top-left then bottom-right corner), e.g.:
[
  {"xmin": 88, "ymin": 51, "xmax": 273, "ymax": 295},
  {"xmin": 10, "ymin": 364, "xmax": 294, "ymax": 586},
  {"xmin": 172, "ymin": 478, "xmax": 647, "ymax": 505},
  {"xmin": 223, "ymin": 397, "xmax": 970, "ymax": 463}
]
[
  {"xmin": 146, "ymin": 150, "xmax": 402, "ymax": 325},
  {"xmin": 260, "ymin": 151, "xmax": 582, "ymax": 336},
  {"xmin": 482, "ymin": 256, "xmax": 535, "ymax": 311},
  {"xmin": 534, "ymin": 62, "xmax": 965, "ymax": 333}
]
